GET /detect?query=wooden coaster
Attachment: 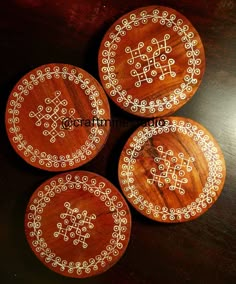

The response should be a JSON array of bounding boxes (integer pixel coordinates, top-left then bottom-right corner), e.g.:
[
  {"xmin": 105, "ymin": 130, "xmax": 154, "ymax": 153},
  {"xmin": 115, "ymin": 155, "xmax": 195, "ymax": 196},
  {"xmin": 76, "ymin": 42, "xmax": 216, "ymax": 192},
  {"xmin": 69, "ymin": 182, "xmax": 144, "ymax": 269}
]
[
  {"xmin": 99, "ymin": 6, "xmax": 205, "ymax": 117},
  {"xmin": 5, "ymin": 64, "xmax": 110, "ymax": 171},
  {"xmin": 25, "ymin": 171, "xmax": 131, "ymax": 278},
  {"xmin": 118, "ymin": 117, "xmax": 226, "ymax": 222}
]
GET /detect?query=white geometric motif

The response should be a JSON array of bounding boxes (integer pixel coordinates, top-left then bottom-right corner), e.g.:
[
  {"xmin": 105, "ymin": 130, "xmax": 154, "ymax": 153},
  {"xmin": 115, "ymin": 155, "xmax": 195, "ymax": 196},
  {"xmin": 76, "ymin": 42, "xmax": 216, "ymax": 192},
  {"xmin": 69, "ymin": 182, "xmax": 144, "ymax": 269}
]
[
  {"xmin": 27, "ymin": 174, "xmax": 128, "ymax": 275},
  {"xmin": 125, "ymin": 34, "xmax": 176, "ymax": 87},
  {"xmin": 29, "ymin": 90, "xmax": 76, "ymax": 143},
  {"xmin": 101, "ymin": 9, "xmax": 203, "ymax": 114},
  {"xmin": 147, "ymin": 146, "xmax": 195, "ymax": 195},
  {"xmin": 120, "ymin": 119, "xmax": 224, "ymax": 221},
  {"xmin": 53, "ymin": 202, "xmax": 96, "ymax": 248},
  {"xmin": 8, "ymin": 66, "xmax": 106, "ymax": 169}
]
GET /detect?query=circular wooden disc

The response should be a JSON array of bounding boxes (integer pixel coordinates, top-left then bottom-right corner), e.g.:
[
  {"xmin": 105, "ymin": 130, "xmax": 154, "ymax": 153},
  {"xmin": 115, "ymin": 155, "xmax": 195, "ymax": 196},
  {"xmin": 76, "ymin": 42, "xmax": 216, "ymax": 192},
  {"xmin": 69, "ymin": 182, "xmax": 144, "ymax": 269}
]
[
  {"xmin": 5, "ymin": 64, "xmax": 110, "ymax": 171},
  {"xmin": 98, "ymin": 6, "xmax": 205, "ymax": 117},
  {"xmin": 118, "ymin": 117, "xmax": 226, "ymax": 223},
  {"xmin": 25, "ymin": 171, "xmax": 131, "ymax": 278}
]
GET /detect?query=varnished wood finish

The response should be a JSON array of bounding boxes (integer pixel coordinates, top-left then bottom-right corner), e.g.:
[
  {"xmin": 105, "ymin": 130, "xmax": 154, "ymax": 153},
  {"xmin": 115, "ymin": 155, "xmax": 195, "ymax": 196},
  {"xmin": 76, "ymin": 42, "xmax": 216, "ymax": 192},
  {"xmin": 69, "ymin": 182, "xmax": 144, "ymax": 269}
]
[
  {"xmin": 1, "ymin": 1, "xmax": 235, "ymax": 283},
  {"xmin": 25, "ymin": 171, "xmax": 131, "ymax": 278},
  {"xmin": 5, "ymin": 64, "xmax": 110, "ymax": 171},
  {"xmin": 98, "ymin": 6, "xmax": 205, "ymax": 118},
  {"xmin": 118, "ymin": 117, "xmax": 226, "ymax": 222}
]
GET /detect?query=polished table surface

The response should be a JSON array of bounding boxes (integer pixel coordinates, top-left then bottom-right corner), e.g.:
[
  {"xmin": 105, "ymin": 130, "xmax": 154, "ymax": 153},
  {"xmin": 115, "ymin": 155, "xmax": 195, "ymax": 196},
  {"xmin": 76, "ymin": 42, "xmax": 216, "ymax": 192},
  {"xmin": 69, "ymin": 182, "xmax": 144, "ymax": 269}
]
[{"xmin": 0, "ymin": 0, "xmax": 236, "ymax": 283}]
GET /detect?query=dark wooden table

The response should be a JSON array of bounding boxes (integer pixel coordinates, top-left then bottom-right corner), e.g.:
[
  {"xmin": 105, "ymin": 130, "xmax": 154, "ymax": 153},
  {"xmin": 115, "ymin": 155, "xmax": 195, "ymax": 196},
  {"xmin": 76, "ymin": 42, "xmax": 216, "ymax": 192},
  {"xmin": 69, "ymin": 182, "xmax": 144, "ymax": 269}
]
[{"xmin": 0, "ymin": 1, "xmax": 235, "ymax": 283}]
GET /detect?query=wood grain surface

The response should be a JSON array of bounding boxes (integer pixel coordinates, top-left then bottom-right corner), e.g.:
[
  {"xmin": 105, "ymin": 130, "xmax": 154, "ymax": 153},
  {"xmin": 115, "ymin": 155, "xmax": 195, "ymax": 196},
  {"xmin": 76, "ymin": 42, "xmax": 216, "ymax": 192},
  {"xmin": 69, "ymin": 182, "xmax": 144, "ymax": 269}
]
[
  {"xmin": 98, "ymin": 6, "xmax": 205, "ymax": 117},
  {"xmin": 0, "ymin": 0, "xmax": 236, "ymax": 284},
  {"xmin": 25, "ymin": 171, "xmax": 131, "ymax": 278},
  {"xmin": 5, "ymin": 64, "xmax": 110, "ymax": 171},
  {"xmin": 118, "ymin": 117, "xmax": 226, "ymax": 222}
]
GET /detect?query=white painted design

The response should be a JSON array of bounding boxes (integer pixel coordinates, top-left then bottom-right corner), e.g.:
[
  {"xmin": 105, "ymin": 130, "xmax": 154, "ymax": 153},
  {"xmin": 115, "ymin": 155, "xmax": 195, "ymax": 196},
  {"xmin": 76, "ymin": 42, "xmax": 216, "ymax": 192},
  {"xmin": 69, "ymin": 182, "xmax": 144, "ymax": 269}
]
[
  {"xmin": 101, "ymin": 9, "xmax": 202, "ymax": 114},
  {"xmin": 7, "ymin": 66, "xmax": 106, "ymax": 168},
  {"xmin": 27, "ymin": 174, "xmax": 128, "ymax": 275},
  {"xmin": 29, "ymin": 91, "xmax": 76, "ymax": 143},
  {"xmin": 125, "ymin": 34, "xmax": 176, "ymax": 87},
  {"xmin": 120, "ymin": 119, "xmax": 223, "ymax": 221},
  {"xmin": 54, "ymin": 202, "xmax": 96, "ymax": 248},
  {"xmin": 147, "ymin": 146, "xmax": 195, "ymax": 195}
]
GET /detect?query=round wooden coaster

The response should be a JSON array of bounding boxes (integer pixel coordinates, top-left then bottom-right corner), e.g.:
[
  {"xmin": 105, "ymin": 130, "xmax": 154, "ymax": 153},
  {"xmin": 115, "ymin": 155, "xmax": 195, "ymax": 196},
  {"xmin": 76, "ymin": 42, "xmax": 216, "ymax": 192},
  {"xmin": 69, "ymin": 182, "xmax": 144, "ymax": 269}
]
[
  {"xmin": 118, "ymin": 117, "xmax": 226, "ymax": 223},
  {"xmin": 5, "ymin": 64, "xmax": 110, "ymax": 171},
  {"xmin": 25, "ymin": 171, "xmax": 131, "ymax": 278},
  {"xmin": 98, "ymin": 6, "xmax": 205, "ymax": 117}
]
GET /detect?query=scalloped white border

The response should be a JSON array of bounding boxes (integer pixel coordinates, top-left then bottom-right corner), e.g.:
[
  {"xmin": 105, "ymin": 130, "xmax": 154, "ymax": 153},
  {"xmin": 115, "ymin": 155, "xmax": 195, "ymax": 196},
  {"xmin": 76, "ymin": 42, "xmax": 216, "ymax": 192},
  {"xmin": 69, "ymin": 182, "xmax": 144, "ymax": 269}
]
[
  {"xmin": 120, "ymin": 119, "xmax": 223, "ymax": 221},
  {"xmin": 7, "ymin": 66, "xmax": 106, "ymax": 168},
  {"xmin": 27, "ymin": 174, "xmax": 128, "ymax": 276},
  {"xmin": 101, "ymin": 8, "xmax": 202, "ymax": 114}
]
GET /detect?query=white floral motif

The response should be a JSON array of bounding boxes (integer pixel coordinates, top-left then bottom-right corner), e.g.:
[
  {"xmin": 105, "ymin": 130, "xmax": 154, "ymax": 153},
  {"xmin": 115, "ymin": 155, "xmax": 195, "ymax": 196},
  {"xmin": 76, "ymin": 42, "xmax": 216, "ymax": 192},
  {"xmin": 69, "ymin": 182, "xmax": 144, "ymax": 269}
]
[
  {"xmin": 27, "ymin": 174, "xmax": 128, "ymax": 275},
  {"xmin": 54, "ymin": 202, "xmax": 96, "ymax": 248},
  {"xmin": 120, "ymin": 120, "xmax": 223, "ymax": 221},
  {"xmin": 147, "ymin": 146, "xmax": 195, "ymax": 195},
  {"xmin": 125, "ymin": 34, "xmax": 176, "ymax": 87},
  {"xmin": 29, "ymin": 91, "xmax": 76, "ymax": 143},
  {"xmin": 7, "ymin": 66, "xmax": 106, "ymax": 168},
  {"xmin": 101, "ymin": 9, "xmax": 202, "ymax": 114}
]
